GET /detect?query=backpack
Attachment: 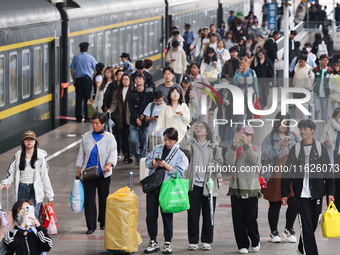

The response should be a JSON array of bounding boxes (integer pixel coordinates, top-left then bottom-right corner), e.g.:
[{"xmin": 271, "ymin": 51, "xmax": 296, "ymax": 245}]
[
  {"xmin": 294, "ymin": 141, "xmax": 322, "ymax": 160},
  {"xmin": 317, "ymin": 40, "xmax": 328, "ymax": 59}
]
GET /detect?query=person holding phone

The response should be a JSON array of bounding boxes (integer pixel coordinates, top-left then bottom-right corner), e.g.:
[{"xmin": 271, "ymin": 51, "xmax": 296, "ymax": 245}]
[
  {"xmin": 261, "ymin": 112, "xmax": 299, "ymax": 243},
  {"xmin": 200, "ymin": 47, "xmax": 221, "ymax": 85},
  {"xmin": 225, "ymin": 126, "xmax": 262, "ymax": 254},
  {"xmin": 152, "ymin": 87, "xmax": 190, "ymax": 143},
  {"xmin": 0, "ymin": 130, "xmax": 54, "ymax": 218},
  {"xmin": 144, "ymin": 128, "xmax": 186, "ymax": 254},
  {"xmin": 4, "ymin": 199, "xmax": 53, "ymax": 254},
  {"xmin": 179, "ymin": 122, "xmax": 223, "ymax": 251}
]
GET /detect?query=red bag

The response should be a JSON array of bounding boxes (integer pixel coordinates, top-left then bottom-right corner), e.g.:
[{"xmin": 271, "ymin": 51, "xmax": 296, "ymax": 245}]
[
  {"xmin": 253, "ymin": 99, "xmax": 262, "ymax": 119},
  {"xmin": 46, "ymin": 202, "xmax": 58, "ymax": 235},
  {"xmin": 38, "ymin": 203, "xmax": 50, "ymax": 229}
]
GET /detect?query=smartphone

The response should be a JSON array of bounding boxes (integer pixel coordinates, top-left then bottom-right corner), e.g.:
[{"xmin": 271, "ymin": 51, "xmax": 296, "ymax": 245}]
[
  {"xmin": 155, "ymin": 157, "xmax": 162, "ymax": 161},
  {"xmin": 25, "ymin": 205, "xmax": 35, "ymax": 226},
  {"xmin": 154, "ymin": 116, "xmax": 158, "ymax": 118},
  {"xmin": 284, "ymin": 136, "xmax": 290, "ymax": 141}
]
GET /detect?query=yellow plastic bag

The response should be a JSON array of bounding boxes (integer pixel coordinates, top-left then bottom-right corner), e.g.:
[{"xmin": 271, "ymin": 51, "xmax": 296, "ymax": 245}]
[
  {"xmin": 321, "ymin": 201, "xmax": 340, "ymax": 238},
  {"xmin": 104, "ymin": 187, "xmax": 142, "ymax": 252}
]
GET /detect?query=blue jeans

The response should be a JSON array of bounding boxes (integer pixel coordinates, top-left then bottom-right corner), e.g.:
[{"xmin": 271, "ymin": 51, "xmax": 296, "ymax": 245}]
[
  {"xmin": 129, "ymin": 125, "xmax": 149, "ymax": 161},
  {"xmin": 18, "ymin": 182, "xmax": 41, "ymax": 218},
  {"xmin": 314, "ymin": 95, "xmax": 329, "ymax": 123}
]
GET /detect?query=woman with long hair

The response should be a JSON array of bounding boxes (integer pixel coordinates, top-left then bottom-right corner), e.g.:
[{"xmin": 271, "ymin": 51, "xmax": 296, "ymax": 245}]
[
  {"xmin": 180, "ymin": 122, "xmax": 223, "ymax": 251},
  {"xmin": 225, "ymin": 30, "xmax": 236, "ymax": 50},
  {"xmin": 200, "ymin": 47, "xmax": 221, "ymax": 84},
  {"xmin": 153, "ymin": 87, "xmax": 190, "ymax": 142},
  {"xmin": 181, "ymin": 75, "xmax": 199, "ymax": 120},
  {"xmin": 0, "ymin": 131, "xmax": 54, "ymax": 217},
  {"xmin": 93, "ymin": 67, "xmax": 115, "ymax": 113},
  {"xmin": 261, "ymin": 112, "xmax": 299, "ymax": 243},
  {"xmin": 92, "ymin": 62, "xmax": 105, "ymax": 98},
  {"xmin": 216, "ymin": 40, "xmax": 230, "ymax": 67},
  {"xmin": 108, "ymin": 74, "xmax": 133, "ymax": 163}
]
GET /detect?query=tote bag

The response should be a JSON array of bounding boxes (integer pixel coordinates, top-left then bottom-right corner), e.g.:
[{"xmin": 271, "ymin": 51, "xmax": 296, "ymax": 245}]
[
  {"xmin": 321, "ymin": 201, "xmax": 340, "ymax": 238},
  {"xmin": 159, "ymin": 172, "xmax": 190, "ymax": 213}
]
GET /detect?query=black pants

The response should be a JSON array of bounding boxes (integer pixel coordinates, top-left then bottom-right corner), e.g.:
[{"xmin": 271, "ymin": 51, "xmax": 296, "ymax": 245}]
[
  {"xmin": 296, "ymin": 197, "xmax": 322, "ymax": 255},
  {"xmin": 187, "ymin": 185, "xmax": 216, "ymax": 244},
  {"xmin": 120, "ymin": 124, "xmax": 131, "ymax": 158},
  {"xmin": 75, "ymin": 76, "xmax": 92, "ymax": 122},
  {"xmin": 231, "ymin": 195, "xmax": 260, "ymax": 250},
  {"xmin": 268, "ymin": 197, "xmax": 297, "ymax": 232},
  {"xmin": 83, "ymin": 176, "xmax": 111, "ymax": 230},
  {"xmin": 258, "ymin": 82, "xmax": 270, "ymax": 109},
  {"xmin": 146, "ymin": 185, "xmax": 173, "ymax": 242}
]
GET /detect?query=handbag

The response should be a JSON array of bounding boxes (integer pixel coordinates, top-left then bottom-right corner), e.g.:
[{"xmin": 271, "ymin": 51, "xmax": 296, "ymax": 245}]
[
  {"xmin": 83, "ymin": 148, "xmax": 100, "ymax": 181},
  {"xmin": 321, "ymin": 201, "xmax": 340, "ymax": 238},
  {"xmin": 70, "ymin": 178, "xmax": 85, "ymax": 213},
  {"xmin": 159, "ymin": 170, "xmax": 190, "ymax": 213},
  {"xmin": 46, "ymin": 202, "xmax": 58, "ymax": 235},
  {"xmin": 141, "ymin": 147, "xmax": 178, "ymax": 193}
]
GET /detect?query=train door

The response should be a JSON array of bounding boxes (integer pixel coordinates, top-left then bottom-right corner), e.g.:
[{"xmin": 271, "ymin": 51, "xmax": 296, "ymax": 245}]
[{"xmin": 52, "ymin": 37, "xmax": 60, "ymax": 128}]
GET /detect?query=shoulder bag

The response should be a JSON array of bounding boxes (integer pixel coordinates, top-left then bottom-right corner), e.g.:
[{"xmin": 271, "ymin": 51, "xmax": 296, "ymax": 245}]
[
  {"xmin": 141, "ymin": 147, "xmax": 178, "ymax": 193},
  {"xmin": 83, "ymin": 146, "xmax": 100, "ymax": 181}
]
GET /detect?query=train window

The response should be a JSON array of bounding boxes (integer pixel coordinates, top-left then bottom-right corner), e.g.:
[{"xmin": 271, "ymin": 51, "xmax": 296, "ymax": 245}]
[
  {"xmin": 138, "ymin": 24, "xmax": 144, "ymax": 58},
  {"xmin": 132, "ymin": 25, "xmax": 138, "ymax": 61},
  {"xmin": 119, "ymin": 27, "xmax": 125, "ymax": 65},
  {"xmin": 22, "ymin": 49, "xmax": 30, "ymax": 99},
  {"xmin": 34, "ymin": 47, "xmax": 42, "ymax": 95},
  {"xmin": 43, "ymin": 46, "xmax": 49, "ymax": 91},
  {"xmin": 149, "ymin": 22, "xmax": 154, "ymax": 55},
  {"xmin": 0, "ymin": 55, "xmax": 4, "ymax": 106},
  {"xmin": 105, "ymin": 31, "xmax": 111, "ymax": 66},
  {"xmin": 144, "ymin": 23, "xmax": 148, "ymax": 56},
  {"xmin": 9, "ymin": 53, "xmax": 18, "ymax": 103},
  {"xmin": 97, "ymin": 33, "xmax": 104, "ymax": 63},
  {"xmin": 89, "ymin": 35, "xmax": 95, "ymax": 56},
  {"xmin": 112, "ymin": 29, "xmax": 118, "ymax": 66},
  {"xmin": 126, "ymin": 26, "xmax": 132, "ymax": 58},
  {"xmin": 69, "ymin": 39, "xmax": 74, "ymax": 84},
  {"xmin": 154, "ymin": 21, "xmax": 159, "ymax": 54}
]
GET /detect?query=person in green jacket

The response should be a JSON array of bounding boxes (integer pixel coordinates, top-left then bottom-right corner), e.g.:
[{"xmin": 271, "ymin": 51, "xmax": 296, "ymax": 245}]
[{"xmin": 313, "ymin": 54, "xmax": 332, "ymax": 123}]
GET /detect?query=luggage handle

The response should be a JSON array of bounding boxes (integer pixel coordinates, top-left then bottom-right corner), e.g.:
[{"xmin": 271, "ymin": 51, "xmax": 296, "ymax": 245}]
[
  {"xmin": 0, "ymin": 188, "xmax": 9, "ymax": 212},
  {"xmin": 129, "ymin": 172, "xmax": 134, "ymax": 192}
]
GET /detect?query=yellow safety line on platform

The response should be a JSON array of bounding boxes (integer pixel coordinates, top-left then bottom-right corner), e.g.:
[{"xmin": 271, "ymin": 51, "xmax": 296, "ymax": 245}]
[
  {"xmin": 0, "ymin": 94, "xmax": 52, "ymax": 120},
  {"xmin": 0, "ymin": 37, "xmax": 55, "ymax": 52}
]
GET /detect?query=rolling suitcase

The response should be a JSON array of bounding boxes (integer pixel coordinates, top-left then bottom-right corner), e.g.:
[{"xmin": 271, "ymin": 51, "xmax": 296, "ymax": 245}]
[
  {"xmin": 139, "ymin": 135, "xmax": 159, "ymax": 181},
  {"xmin": 105, "ymin": 172, "xmax": 142, "ymax": 254}
]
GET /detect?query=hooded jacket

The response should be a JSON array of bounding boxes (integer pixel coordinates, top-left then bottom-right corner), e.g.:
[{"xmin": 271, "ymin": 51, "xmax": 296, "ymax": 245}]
[{"xmin": 1, "ymin": 149, "xmax": 54, "ymax": 204}]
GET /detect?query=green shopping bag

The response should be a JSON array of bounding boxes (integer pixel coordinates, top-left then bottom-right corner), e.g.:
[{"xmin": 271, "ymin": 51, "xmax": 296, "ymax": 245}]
[{"xmin": 159, "ymin": 171, "xmax": 190, "ymax": 213}]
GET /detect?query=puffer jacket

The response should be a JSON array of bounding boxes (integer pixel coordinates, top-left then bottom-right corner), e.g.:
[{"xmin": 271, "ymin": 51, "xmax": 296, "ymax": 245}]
[{"xmin": 1, "ymin": 149, "xmax": 54, "ymax": 204}]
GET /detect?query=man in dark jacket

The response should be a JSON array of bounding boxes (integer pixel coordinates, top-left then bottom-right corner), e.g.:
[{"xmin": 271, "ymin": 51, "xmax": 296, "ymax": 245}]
[
  {"xmin": 289, "ymin": 30, "xmax": 297, "ymax": 64},
  {"xmin": 131, "ymin": 60, "xmax": 155, "ymax": 91},
  {"xmin": 322, "ymin": 28, "xmax": 334, "ymax": 62},
  {"xmin": 264, "ymin": 30, "xmax": 280, "ymax": 64},
  {"xmin": 282, "ymin": 119, "xmax": 334, "ymax": 255},
  {"xmin": 128, "ymin": 74, "xmax": 153, "ymax": 165},
  {"xmin": 221, "ymin": 46, "xmax": 239, "ymax": 82}
]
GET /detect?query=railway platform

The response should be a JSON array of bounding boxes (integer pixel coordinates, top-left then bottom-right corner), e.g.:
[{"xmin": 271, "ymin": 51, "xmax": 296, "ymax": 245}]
[{"xmin": 0, "ymin": 122, "xmax": 339, "ymax": 254}]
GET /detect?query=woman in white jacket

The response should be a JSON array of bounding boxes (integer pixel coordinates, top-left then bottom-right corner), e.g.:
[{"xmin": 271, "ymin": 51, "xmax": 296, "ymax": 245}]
[
  {"xmin": 200, "ymin": 47, "xmax": 222, "ymax": 85},
  {"xmin": 0, "ymin": 130, "xmax": 54, "ymax": 217},
  {"xmin": 329, "ymin": 61, "xmax": 340, "ymax": 110},
  {"xmin": 153, "ymin": 86, "xmax": 190, "ymax": 142}
]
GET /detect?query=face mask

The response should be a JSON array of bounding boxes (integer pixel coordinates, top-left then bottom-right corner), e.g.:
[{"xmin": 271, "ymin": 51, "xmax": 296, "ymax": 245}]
[
  {"xmin": 17, "ymin": 212, "xmax": 23, "ymax": 224},
  {"xmin": 306, "ymin": 48, "xmax": 311, "ymax": 53},
  {"xmin": 337, "ymin": 119, "xmax": 340, "ymax": 125}
]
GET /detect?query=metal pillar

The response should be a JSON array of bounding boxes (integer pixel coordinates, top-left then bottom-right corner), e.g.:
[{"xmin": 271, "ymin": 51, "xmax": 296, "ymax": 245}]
[{"xmin": 283, "ymin": 0, "xmax": 290, "ymax": 88}]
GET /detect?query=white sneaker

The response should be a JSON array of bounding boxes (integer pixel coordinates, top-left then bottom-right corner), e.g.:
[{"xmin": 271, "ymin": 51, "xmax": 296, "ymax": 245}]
[
  {"xmin": 296, "ymin": 248, "xmax": 304, "ymax": 255},
  {"xmin": 270, "ymin": 231, "xmax": 281, "ymax": 243},
  {"xmin": 202, "ymin": 243, "xmax": 211, "ymax": 251},
  {"xmin": 282, "ymin": 228, "xmax": 297, "ymax": 243},
  {"xmin": 188, "ymin": 244, "xmax": 198, "ymax": 250},
  {"xmin": 238, "ymin": 248, "xmax": 248, "ymax": 254},
  {"xmin": 251, "ymin": 243, "xmax": 260, "ymax": 252},
  {"xmin": 144, "ymin": 240, "xmax": 160, "ymax": 253},
  {"xmin": 163, "ymin": 242, "xmax": 172, "ymax": 254}
]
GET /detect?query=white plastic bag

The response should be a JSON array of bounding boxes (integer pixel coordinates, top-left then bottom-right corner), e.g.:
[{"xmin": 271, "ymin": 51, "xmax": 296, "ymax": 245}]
[{"xmin": 70, "ymin": 178, "xmax": 84, "ymax": 213}]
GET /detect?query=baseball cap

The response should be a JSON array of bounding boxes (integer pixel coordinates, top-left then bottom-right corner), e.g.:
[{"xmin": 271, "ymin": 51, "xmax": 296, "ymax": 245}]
[
  {"xmin": 22, "ymin": 130, "xmax": 36, "ymax": 141},
  {"xmin": 79, "ymin": 42, "xmax": 89, "ymax": 49},
  {"xmin": 238, "ymin": 126, "xmax": 254, "ymax": 135},
  {"xmin": 182, "ymin": 74, "xmax": 191, "ymax": 83}
]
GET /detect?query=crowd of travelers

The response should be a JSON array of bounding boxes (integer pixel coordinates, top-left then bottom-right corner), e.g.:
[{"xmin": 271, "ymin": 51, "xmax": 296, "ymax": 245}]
[{"xmin": 0, "ymin": 1, "xmax": 339, "ymax": 254}]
